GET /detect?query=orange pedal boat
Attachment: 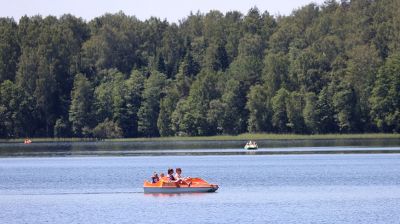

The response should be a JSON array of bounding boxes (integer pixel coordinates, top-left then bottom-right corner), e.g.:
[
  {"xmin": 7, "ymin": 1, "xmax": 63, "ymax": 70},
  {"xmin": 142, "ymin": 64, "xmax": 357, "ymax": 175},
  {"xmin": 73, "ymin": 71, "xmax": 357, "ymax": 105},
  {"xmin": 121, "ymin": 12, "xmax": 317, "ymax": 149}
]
[{"xmin": 143, "ymin": 177, "xmax": 219, "ymax": 193}]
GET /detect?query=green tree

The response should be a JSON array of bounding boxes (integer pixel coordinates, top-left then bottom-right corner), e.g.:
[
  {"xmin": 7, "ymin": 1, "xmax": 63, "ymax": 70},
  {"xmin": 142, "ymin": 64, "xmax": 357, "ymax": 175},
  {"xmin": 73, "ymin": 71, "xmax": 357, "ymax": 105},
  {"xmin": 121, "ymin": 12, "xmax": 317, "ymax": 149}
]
[
  {"xmin": 69, "ymin": 74, "xmax": 93, "ymax": 137},
  {"xmin": 0, "ymin": 80, "xmax": 34, "ymax": 137},
  {"xmin": 157, "ymin": 86, "xmax": 179, "ymax": 136},
  {"xmin": 272, "ymin": 88, "xmax": 290, "ymax": 132},
  {"xmin": 175, "ymin": 57, "xmax": 195, "ymax": 98},
  {"xmin": 82, "ymin": 12, "xmax": 141, "ymax": 74},
  {"xmin": 160, "ymin": 24, "xmax": 185, "ymax": 77},
  {"xmin": 230, "ymin": 34, "xmax": 264, "ymax": 87},
  {"xmin": 0, "ymin": 18, "xmax": 20, "ymax": 82},
  {"xmin": 246, "ymin": 85, "xmax": 273, "ymax": 132},
  {"xmin": 34, "ymin": 57, "xmax": 57, "ymax": 136},
  {"xmin": 137, "ymin": 71, "xmax": 167, "ymax": 136},
  {"xmin": 369, "ymin": 53, "xmax": 400, "ymax": 132},
  {"xmin": 263, "ymin": 52, "xmax": 290, "ymax": 95},
  {"xmin": 206, "ymin": 99, "xmax": 225, "ymax": 134},
  {"xmin": 94, "ymin": 69, "xmax": 145, "ymax": 137},
  {"xmin": 303, "ymin": 88, "xmax": 338, "ymax": 134},
  {"xmin": 243, "ymin": 7, "xmax": 262, "ymax": 35},
  {"xmin": 345, "ymin": 45, "xmax": 381, "ymax": 130},
  {"xmin": 332, "ymin": 80, "xmax": 360, "ymax": 133},
  {"xmin": 286, "ymin": 91, "xmax": 306, "ymax": 133},
  {"xmin": 220, "ymin": 79, "xmax": 248, "ymax": 135},
  {"xmin": 1, "ymin": 2, "xmax": 399, "ymax": 137},
  {"xmin": 204, "ymin": 42, "xmax": 229, "ymax": 72},
  {"xmin": 224, "ymin": 11, "xmax": 243, "ymax": 65},
  {"xmin": 289, "ymin": 48, "xmax": 327, "ymax": 93},
  {"xmin": 16, "ymin": 15, "xmax": 89, "ymax": 136},
  {"xmin": 171, "ymin": 99, "xmax": 193, "ymax": 136},
  {"xmin": 92, "ymin": 118, "xmax": 123, "ymax": 139},
  {"xmin": 316, "ymin": 86, "xmax": 338, "ymax": 133},
  {"xmin": 303, "ymin": 92, "xmax": 318, "ymax": 133},
  {"xmin": 223, "ymin": 34, "xmax": 264, "ymax": 134},
  {"xmin": 123, "ymin": 70, "xmax": 145, "ymax": 137},
  {"xmin": 180, "ymin": 70, "xmax": 221, "ymax": 135},
  {"xmin": 93, "ymin": 69, "xmax": 119, "ymax": 123},
  {"xmin": 54, "ymin": 118, "xmax": 71, "ymax": 138}
]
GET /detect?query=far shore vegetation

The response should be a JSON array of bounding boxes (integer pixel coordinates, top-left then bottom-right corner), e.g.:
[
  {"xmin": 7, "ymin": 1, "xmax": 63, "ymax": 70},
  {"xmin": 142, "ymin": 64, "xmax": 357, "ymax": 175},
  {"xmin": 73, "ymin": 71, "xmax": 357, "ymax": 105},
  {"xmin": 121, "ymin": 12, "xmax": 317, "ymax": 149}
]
[
  {"xmin": 1, "ymin": 133, "xmax": 399, "ymax": 143},
  {"xmin": 1, "ymin": 1, "xmax": 400, "ymax": 139}
]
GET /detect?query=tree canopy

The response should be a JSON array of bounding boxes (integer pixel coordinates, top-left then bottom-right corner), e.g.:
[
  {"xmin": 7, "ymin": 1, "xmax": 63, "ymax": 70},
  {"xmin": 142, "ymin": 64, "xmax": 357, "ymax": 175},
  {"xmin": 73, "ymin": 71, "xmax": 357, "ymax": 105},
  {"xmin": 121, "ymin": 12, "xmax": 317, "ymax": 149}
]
[{"xmin": 1, "ymin": 1, "xmax": 400, "ymax": 138}]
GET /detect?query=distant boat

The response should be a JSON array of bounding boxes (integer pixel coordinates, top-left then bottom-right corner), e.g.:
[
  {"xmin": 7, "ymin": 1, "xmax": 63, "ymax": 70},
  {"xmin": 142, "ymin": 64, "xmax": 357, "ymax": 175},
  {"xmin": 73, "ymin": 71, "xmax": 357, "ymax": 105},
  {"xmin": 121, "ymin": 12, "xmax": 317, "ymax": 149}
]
[
  {"xmin": 24, "ymin": 139, "xmax": 32, "ymax": 144},
  {"xmin": 244, "ymin": 141, "xmax": 258, "ymax": 150}
]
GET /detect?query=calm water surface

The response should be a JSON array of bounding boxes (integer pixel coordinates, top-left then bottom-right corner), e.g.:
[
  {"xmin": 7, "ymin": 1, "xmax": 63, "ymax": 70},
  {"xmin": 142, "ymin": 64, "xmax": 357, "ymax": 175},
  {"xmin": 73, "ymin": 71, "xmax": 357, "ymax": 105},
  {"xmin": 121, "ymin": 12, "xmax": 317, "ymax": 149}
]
[
  {"xmin": 1, "ymin": 139, "xmax": 400, "ymax": 156},
  {"xmin": 1, "ymin": 154, "xmax": 400, "ymax": 223}
]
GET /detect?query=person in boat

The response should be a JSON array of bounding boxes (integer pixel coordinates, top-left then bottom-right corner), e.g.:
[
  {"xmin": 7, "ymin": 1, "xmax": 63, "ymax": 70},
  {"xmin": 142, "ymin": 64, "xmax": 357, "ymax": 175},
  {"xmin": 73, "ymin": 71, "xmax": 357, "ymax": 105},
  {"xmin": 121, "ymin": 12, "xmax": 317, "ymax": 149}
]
[
  {"xmin": 175, "ymin": 168, "xmax": 191, "ymax": 180},
  {"xmin": 167, "ymin": 168, "xmax": 176, "ymax": 182},
  {"xmin": 159, "ymin": 172, "xmax": 167, "ymax": 181},
  {"xmin": 248, "ymin": 140, "xmax": 256, "ymax": 146},
  {"xmin": 175, "ymin": 168, "xmax": 191, "ymax": 186},
  {"xmin": 151, "ymin": 172, "xmax": 159, "ymax": 183},
  {"xmin": 174, "ymin": 168, "xmax": 183, "ymax": 180},
  {"xmin": 24, "ymin": 138, "xmax": 32, "ymax": 144}
]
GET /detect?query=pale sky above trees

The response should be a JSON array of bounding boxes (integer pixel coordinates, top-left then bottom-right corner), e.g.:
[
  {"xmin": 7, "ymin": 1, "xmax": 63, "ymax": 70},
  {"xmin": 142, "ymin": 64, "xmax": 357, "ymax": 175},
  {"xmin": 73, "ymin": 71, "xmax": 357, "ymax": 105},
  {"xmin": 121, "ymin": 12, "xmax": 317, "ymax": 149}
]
[{"xmin": 2, "ymin": 0, "xmax": 325, "ymax": 22}]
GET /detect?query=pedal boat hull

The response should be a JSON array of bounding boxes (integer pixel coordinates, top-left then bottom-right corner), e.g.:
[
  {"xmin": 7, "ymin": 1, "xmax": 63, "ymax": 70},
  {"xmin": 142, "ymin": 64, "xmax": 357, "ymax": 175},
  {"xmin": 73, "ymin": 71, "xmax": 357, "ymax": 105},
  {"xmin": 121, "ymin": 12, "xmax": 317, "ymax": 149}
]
[{"xmin": 143, "ymin": 177, "xmax": 218, "ymax": 194}]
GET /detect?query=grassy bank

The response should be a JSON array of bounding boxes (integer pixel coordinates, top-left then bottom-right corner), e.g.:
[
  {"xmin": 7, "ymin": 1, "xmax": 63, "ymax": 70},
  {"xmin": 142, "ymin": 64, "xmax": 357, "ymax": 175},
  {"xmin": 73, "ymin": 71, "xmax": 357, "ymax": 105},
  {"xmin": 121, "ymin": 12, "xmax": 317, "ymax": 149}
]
[
  {"xmin": 0, "ymin": 138, "xmax": 96, "ymax": 143},
  {"xmin": 109, "ymin": 133, "xmax": 400, "ymax": 142},
  {"xmin": 1, "ymin": 133, "xmax": 399, "ymax": 143}
]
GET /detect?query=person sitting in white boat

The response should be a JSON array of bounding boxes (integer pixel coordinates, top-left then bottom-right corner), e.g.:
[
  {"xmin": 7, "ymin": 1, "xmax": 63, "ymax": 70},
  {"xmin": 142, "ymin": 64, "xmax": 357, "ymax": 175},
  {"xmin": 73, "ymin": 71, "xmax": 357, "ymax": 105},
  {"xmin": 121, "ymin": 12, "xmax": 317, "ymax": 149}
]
[{"xmin": 245, "ymin": 141, "xmax": 258, "ymax": 148}]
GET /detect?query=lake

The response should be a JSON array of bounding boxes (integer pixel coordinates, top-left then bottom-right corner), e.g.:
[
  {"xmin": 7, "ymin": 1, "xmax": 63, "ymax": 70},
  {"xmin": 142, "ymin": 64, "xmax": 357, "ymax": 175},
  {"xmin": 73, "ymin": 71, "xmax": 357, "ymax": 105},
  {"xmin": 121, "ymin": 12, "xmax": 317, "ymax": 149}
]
[
  {"xmin": 1, "ymin": 150, "xmax": 400, "ymax": 223},
  {"xmin": 1, "ymin": 138, "xmax": 400, "ymax": 156}
]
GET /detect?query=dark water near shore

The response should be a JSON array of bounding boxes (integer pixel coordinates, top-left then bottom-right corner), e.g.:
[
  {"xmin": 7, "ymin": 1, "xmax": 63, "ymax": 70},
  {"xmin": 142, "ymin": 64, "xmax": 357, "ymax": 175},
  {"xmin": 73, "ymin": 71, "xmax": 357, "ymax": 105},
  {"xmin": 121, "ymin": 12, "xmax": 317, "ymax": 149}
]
[
  {"xmin": 1, "ymin": 154, "xmax": 400, "ymax": 223},
  {"xmin": 1, "ymin": 138, "xmax": 400, "ymax": 156}
]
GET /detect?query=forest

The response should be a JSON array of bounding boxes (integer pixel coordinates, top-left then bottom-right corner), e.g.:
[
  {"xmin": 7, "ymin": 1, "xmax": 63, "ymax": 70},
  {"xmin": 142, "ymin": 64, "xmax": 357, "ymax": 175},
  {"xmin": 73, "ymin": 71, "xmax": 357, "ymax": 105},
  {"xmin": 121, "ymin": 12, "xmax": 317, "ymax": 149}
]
[{"xmin": 0, "ymin": 0, "xmax": 399, "ymax": 138}]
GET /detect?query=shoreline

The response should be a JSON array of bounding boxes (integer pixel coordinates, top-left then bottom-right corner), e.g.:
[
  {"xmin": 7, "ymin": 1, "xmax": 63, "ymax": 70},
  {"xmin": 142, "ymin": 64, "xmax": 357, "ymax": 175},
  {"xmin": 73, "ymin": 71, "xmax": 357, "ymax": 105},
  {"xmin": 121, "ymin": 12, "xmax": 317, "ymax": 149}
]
[
  {"xmin": 1, "ymin": 133, "xmax": 399, "ymax": 143},
  {"xmin": 1, "ymin": 148, "xmax": 400, "ymax": 158}
]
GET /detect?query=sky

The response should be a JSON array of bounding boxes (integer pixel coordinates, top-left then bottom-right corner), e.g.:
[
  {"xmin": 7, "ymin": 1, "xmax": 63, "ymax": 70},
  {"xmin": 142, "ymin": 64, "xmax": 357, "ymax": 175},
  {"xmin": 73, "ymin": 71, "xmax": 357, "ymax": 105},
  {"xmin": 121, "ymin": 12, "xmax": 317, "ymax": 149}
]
[{"xmin": 1, "ymin": 0, "xmax": 326, "ymax": 23}]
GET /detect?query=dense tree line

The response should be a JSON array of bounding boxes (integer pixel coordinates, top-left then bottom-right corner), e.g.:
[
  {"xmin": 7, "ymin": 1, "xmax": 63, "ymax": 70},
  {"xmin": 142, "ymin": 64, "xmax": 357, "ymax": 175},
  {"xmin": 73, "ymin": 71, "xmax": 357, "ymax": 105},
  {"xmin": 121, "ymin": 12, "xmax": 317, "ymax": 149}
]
[{"xmin": 1, "ymin": 0, "xmax": 400, "ymax": 138}]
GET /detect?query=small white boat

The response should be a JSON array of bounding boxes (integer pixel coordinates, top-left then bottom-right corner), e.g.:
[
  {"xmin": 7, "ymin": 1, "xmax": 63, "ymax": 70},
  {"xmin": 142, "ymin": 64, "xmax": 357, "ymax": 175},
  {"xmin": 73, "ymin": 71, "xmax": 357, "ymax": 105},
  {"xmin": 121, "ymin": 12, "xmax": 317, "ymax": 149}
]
[{"xmin": 244, "ymin": 141, "xmax": 258, "ymax": 150}]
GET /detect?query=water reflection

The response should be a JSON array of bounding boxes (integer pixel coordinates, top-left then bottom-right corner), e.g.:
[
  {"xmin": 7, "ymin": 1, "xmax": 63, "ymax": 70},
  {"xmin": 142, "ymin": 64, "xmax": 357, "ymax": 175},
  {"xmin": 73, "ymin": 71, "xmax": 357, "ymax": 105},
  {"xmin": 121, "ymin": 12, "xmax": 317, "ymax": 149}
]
[
  {"xmin": 0, "ymin": 139, "xmax": 399, "ymax": 157},
  {"xmin": 246, "ymin": 150, "xmax": 257, "ymax": 155},
  {"xmin": 143, "ymin": 192, "xmax": 213, "ymax": 198},
  {"xmin": 1, "ymin": 154, "xmax": 400, "ymax": 224}
]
